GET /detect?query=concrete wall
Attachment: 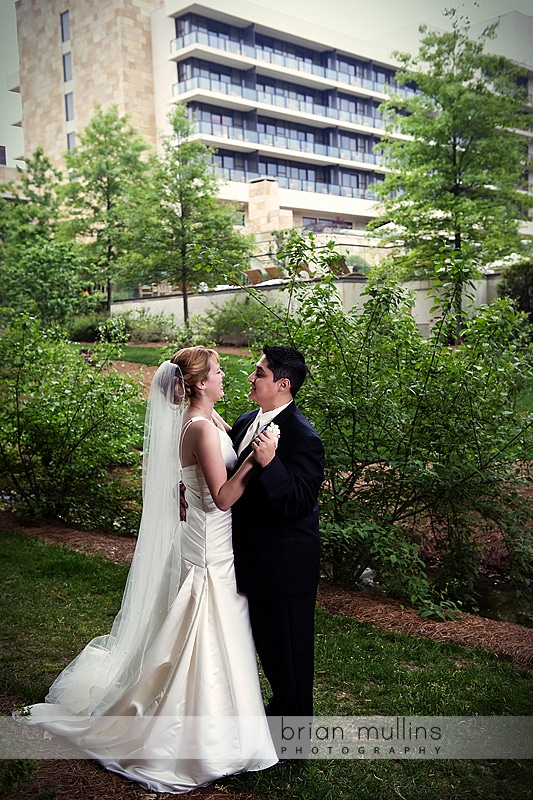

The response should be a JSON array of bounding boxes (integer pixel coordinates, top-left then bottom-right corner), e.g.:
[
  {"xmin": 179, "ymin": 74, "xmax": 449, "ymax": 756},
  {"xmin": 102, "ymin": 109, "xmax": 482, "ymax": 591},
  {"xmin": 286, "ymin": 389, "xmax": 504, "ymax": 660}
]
[{"xmin": 112, "ymin": 273, "xmax": 502, "ymax": 335}]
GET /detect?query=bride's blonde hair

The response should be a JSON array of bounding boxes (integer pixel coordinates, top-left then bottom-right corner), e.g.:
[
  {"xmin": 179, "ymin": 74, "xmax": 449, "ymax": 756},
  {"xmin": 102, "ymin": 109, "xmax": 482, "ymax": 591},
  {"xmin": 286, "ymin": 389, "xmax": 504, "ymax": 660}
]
[{"xmin": 171, "ymin": 346, "xmax": 219, "ymax": 402}]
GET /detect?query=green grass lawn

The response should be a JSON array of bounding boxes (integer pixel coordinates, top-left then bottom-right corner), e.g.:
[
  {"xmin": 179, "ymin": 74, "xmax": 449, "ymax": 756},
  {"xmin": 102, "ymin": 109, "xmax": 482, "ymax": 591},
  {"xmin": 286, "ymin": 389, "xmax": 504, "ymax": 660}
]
[
  {"xmin": 1, "ymin": 530, "xmax": 532, "ymax": 799},
  {"xmin": 70, "ymin": 342, "xmax": 168, "ymax": 366}
]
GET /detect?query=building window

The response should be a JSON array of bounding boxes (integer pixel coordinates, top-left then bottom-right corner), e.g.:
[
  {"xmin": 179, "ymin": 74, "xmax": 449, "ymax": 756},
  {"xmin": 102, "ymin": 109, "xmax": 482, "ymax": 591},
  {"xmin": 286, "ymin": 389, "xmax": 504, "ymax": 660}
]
[
  {"xmin": 60, "ymin": 11, "xmax": 70, "ymax": 43},
  {"xmin": 213, "ymin": 152, "xmax": 244, "ymax": 171},
  {"xmin": 67, "ymin": 132, "xmax": 76, "ymax": 151},
  {"xmin": 302, "ymin": 216, "xmax": 353, "ymax": 229},
  {"xmin": 63, "ymin": 52, "xmax": 72, "ymax": 82},
  {"xmin": 65, "ymin": 92, "xmax": 74, "ymax": 121},
  {"xmin": 0, "ymin": 145, "xmax": 6, "ymax": 165}
]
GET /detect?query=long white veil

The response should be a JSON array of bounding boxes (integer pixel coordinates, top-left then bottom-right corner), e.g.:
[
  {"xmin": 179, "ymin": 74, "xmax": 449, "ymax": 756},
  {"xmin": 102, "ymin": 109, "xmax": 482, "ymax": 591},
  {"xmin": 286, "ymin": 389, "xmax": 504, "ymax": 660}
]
[{"xmin": 43, "ymin": 360, "xmax": 185, "ymax": 715}]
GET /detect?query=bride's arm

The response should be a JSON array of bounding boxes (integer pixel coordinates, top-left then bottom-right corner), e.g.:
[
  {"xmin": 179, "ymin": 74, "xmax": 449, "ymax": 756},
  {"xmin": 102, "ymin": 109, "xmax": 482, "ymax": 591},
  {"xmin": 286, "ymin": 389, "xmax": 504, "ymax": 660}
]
[{"xmin": 194, "ymin": 423, "xmax": 255, "ymax": 511}]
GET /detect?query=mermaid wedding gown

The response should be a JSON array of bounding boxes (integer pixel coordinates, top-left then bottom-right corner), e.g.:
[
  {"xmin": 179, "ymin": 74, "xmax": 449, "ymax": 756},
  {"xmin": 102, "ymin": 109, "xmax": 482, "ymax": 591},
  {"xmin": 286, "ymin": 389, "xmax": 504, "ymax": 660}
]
[{"xmin": 19, "ymin": 407, "xmax": 278, "ymax": 794}]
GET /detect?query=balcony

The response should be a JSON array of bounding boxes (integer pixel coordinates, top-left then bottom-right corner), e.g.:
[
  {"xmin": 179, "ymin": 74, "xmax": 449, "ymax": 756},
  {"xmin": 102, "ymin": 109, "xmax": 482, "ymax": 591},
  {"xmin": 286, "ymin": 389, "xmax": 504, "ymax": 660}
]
[
  {"xmin": 170, "ymin": 30, "xmax": 416, "ymax": 101},
  {"xmin": 195, "ymin": 120, "xmax": 382, "ymax": 167},
  {"xmin": 173, "ymin": 77, "xmax": 386, "ymax": 131},
  {"xmin": 213, "ymin": 166, "xmax": 378, "ymax": 200}
]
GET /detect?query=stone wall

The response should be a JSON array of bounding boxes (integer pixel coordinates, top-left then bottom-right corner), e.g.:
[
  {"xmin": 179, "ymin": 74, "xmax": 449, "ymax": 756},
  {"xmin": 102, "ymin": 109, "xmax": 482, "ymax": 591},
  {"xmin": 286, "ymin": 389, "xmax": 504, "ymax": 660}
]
[
  {"xmin": 16, "ymin": 0, "xmax": 156, "ymax": 169},
  {"xmin": 111, "ymin": 273, "xmax": 502, "ymax": 336}
]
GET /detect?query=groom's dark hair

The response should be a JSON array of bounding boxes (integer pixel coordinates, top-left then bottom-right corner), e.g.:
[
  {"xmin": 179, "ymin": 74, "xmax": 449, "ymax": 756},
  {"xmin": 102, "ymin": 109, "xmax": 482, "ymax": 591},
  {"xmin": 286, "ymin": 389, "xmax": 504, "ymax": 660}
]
[{"xmin": 263, "ymin": 346, "xmax": 308, "ymax": 397}]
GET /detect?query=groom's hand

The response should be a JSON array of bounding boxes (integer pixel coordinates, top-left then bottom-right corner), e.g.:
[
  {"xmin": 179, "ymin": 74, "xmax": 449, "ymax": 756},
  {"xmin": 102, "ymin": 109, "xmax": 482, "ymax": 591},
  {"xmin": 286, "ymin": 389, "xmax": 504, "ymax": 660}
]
[
  {"xmin": 179, "ymin": 482, "xmax": 188, "ymax": 521},
  {"xmin": 251, "ymin": 431, "xmax": 278, "ymax": 468}
]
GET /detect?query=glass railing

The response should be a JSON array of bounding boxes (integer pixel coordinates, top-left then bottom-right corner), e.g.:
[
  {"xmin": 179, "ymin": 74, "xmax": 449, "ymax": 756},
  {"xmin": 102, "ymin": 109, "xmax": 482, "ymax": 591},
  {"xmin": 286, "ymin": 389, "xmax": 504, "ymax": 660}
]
[
  {"xmin": 173, "ymin": 77, "xmax": 386, "ymax": 129},
  {"xmin": 196, "ymin": 120, "xmax": 381, "ymax": 164},
  {"xmin": 214, "ymin": 165, "xmax": 378, "ymax": 199},
  {"xmin": 170, "ymin": 30, "xmax": 416, "ymax": 99}
]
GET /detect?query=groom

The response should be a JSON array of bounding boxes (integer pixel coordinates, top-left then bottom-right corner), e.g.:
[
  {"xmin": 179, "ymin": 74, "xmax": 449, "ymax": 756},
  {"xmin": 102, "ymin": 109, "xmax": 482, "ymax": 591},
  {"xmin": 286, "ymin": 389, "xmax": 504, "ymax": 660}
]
[{"xmin": 230, "ymin": 346, "xmax": 324, "ymax": 718}]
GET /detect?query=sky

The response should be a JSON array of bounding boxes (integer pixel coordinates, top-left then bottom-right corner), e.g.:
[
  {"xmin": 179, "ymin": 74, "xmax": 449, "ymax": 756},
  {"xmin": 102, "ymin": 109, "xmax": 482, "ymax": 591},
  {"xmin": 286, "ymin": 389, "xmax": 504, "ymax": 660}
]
[{"xmin": 1, "ymin": 0, "xmax": 532, "ymax": 166}]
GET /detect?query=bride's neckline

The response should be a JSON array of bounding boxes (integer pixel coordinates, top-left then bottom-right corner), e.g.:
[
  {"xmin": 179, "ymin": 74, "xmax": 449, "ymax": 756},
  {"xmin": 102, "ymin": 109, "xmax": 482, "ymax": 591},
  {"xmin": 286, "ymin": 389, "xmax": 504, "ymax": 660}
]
[{"xmin": 185, "ymin": 408, "xmax": 223, "ymax": 430}]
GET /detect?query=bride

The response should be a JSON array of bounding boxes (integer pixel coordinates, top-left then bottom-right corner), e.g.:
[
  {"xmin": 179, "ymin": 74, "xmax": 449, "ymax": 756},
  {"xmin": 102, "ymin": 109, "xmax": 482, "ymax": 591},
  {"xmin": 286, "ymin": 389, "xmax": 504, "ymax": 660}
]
[{"xmin": 17, "ymin": 346, "xmax": 279, "ymax": 793}]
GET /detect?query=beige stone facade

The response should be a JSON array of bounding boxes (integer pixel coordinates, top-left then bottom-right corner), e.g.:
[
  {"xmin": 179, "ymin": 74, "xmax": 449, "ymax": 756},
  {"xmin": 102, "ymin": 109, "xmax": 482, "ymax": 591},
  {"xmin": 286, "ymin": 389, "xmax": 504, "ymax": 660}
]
[
  {"xmin": 15, "ymin": 0, "xmax": 157, "ymax": 170},
  {"xmin": 246, "ymin": 178, "xmax": 293, "ymax": 234}
]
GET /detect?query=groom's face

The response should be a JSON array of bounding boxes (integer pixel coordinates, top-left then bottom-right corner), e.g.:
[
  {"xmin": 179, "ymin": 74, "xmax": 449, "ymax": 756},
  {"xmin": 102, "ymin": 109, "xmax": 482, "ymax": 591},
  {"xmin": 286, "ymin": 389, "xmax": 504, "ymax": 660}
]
[{"xmin": 248, "ymin": 356, "xmax": 284, "ymax": 411}]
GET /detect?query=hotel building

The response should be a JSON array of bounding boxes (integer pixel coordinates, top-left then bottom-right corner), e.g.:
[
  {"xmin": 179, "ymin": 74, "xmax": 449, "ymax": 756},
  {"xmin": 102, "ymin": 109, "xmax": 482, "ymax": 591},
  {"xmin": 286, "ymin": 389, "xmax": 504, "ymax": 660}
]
[{"xmin": 8, "ymin": 0, "xmax": 533, "ymax": 271}]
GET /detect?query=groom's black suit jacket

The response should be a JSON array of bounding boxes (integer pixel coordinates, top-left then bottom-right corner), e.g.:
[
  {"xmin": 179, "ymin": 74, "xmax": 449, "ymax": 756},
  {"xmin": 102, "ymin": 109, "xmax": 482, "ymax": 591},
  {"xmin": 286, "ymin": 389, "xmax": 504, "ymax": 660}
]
[{"xmin": 230, "ymin": 402, "xmax": 325, "ymax": 596}]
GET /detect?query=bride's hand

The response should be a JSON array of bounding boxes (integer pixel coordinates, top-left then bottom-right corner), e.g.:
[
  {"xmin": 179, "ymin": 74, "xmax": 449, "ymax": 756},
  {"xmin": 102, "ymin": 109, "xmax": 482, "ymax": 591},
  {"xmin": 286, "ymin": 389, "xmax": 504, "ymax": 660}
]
[{"xmin": 251, "ymin": 431, "xmax": 278, "ymax": 467}]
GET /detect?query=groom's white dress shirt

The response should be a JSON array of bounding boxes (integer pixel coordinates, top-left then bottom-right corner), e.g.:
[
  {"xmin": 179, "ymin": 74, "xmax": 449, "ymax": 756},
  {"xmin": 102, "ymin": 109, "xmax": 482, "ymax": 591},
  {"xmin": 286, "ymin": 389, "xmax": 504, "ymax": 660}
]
[{"xmin": 237, "ymin": 402, "xmax": 292, "ymax": 455}]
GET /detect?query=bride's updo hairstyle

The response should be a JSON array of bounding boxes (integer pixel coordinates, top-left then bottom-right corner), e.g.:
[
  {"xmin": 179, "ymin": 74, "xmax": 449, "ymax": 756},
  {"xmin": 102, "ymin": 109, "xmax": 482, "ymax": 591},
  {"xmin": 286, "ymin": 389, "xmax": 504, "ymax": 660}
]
[{"xmin": 171, "ymin": 346, "xmax": 219, "ymax": 403}]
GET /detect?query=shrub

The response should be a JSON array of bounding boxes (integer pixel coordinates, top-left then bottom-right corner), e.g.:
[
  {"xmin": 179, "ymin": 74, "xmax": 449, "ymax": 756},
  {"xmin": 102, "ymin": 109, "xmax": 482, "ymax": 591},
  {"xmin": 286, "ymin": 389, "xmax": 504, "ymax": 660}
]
[
  {"xmin": 114, "ymin": 309, "xmax": 182, "ymax": 343},
  {"xmin": 260, "ymin": 234, "xmax": 533, "ymax": 615},
  {"xmin": 0, "ymin": 760, "xmax": 40, "ymax": 797},
  {"xmin": 67, "ymin": 312, "xmax": 107, "ymax": 342},
  {"xmin": 498, "ymin": 260, "xmax": 533, "ymax": 329},
  {"xmin": 205, "ymin": 293, "xmax": 287, "ymax": 347},
  {"xmin": 0, "ymin": 312, "xmax": 143, "ymax": 532}
]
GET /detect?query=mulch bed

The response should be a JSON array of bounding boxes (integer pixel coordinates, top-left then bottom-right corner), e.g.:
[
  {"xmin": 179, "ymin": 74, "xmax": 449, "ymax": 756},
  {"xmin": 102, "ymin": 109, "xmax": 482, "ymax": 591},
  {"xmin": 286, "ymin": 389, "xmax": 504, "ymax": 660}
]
[{"xmin": 317, "ymin": 582, "xmax": 533, "ymax": 670}]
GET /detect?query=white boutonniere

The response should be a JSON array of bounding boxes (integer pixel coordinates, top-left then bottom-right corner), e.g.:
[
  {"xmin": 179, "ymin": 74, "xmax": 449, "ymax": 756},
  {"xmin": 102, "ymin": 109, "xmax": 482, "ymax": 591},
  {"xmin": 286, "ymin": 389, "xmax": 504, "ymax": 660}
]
[{"xmin": 265, "ymin": 422, "xmax": 281, "ymax": 446}]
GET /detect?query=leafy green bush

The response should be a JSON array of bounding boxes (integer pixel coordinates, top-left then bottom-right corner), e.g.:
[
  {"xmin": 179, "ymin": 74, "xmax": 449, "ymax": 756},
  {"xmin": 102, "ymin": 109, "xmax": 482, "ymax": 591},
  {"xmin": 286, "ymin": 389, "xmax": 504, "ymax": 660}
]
[
  {"xmin": 68, "ymin": 309, "xmax": 214, "ymax": 347},
  {"xmin": 205, "ymin": 293, "xmax": 287, "ymax": 347},
  {"xmin": 217, "ymin": 354, "xmax": 256, "ymax": 424},
  {"xmin": 0, "ymin": 759, "xmax": 40, "ymax": 797},
  {"xmin": 0, "ymin": 241, "xmax": 97, "ymax": 328},
  {"xmin": 66, "ymin": 312, "xmax": 107, "ymax": 342},
  {"xmin": 0, "ymin": 312, "xmax": 143, "ymax": 531},
  {"xmin": 497, "ymin": 260, "xmax": 533, "ymax": 328},
  {"xmin": 256, "ymin": 234, "xmax": 533, "ymax": 615},
  {"xmin": 113, "ymin": 309, "xmax": 183, "ymax": 343}
]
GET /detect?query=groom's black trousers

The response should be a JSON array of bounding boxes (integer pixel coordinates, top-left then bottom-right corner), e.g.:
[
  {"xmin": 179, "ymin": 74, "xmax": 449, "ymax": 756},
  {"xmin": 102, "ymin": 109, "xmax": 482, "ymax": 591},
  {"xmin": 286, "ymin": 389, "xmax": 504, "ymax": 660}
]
[{"xmin": 246, "ymin": 588, "xmax": 316, "ymax": 717}]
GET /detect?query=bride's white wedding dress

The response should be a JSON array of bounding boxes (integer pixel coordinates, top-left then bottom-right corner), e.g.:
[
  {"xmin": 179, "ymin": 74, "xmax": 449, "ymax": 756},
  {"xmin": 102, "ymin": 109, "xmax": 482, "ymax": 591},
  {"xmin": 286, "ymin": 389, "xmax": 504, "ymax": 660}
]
[{"xmin": 20, "ymin": 415, "xmax": 277, "ymax": 793}]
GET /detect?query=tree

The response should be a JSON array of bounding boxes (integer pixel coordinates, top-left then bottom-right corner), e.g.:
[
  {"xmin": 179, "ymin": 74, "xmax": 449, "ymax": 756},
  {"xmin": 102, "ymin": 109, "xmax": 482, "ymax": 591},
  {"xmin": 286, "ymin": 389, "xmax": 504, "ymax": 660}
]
[
  {"xmin": 370, "ymin": 10, "xmax": 533, "ymax": 340},
  {"xmin": 0, "ymin": 148, "xmax": 62, "ymax": 254},
  {"xmin": 1, "ymin": 240, "xmax": 93, "ymax": 327},
  {"xmin": 0, "ymin": 149, "xmax": 93, "ymax": 325},
  {"xmin": 128, "ymin": 105, "xmax": 253, "ymax": 327},
  {"xmin": 62, "ymin": 105, "xmax": 150, "ymax": 311}
]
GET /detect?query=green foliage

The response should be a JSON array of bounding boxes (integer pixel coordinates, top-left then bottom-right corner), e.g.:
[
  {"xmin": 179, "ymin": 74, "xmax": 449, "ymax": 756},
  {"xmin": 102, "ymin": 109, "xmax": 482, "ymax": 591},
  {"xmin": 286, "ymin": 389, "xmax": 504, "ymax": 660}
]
[
  {"xmin": 114, "ymin": 309, "xmax": 183, "ymax": 343},
  {"xmin": 66, "ymin": 312, "xmax": 108, "ymax": 342},
  {"xmin": 0, "ymin": 759, "xmax": 40, "ymax": 797},
  {"xmin": 67, "ymin": 309, "xmax": 213, "ymax": 346},
  {"xmin": 0, "ymin": 148, "xmax": 62, "ymax": 251},
  {"xmin": 96, "ymin": 314, "xmax": 130, "ymax": 344},
  {"xmin": 216, "ymin": 354, "xmax": 257, "ymax": 424},
  {"xmin": 125, "ymin": 105, "xmax": 254, "ymax": 326},
  {"xmin": 109, "ymin": 309, "xmax": 215, "ymax": 348},
  {"xmin": 498, "ymin": 261, "xmax": 533, "ymax": 328},
  {"xmin": 0, "ymin": 313, "xmax": 143, "ymax": 531},
  {"xmin": 0, "ymin": 240, "xmax": 95, "ymax": 327},
  {"xmin": 259, "ymin": 234, "xmax": 533, "ymax": 613},
  {"xmin": 62, "ymin": 104, "xmax": 151, "ymax": 309},
  {"xmin": 370, "ymin": 11, "xmax": 532, "ymax": 284},
  {"xmin": 346, "ymin": 253, "xmax": 371, "ymax": 273},
  {"xmin": 0, "ymin": 150, "xmax": 94, "ymax": 327},
  {"xmin": 205, "ymin": 293, "xmax": 287, "ymax": 346}
]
